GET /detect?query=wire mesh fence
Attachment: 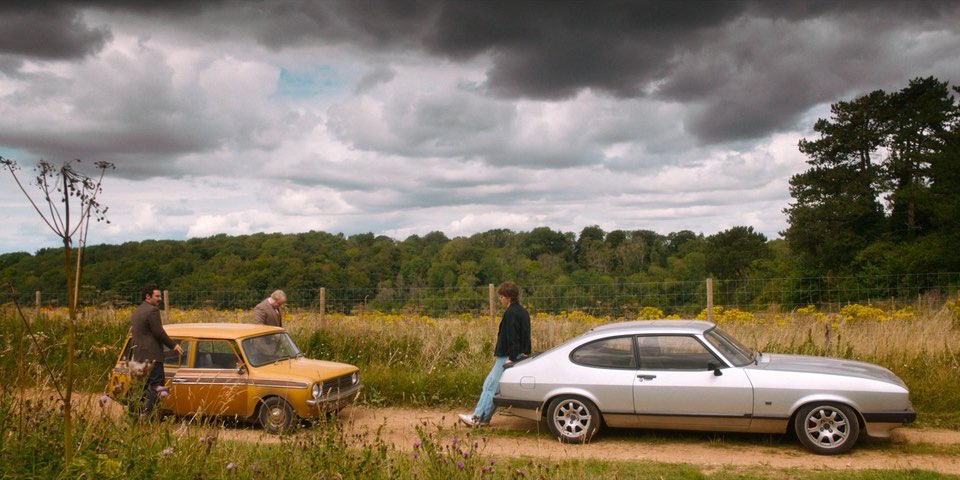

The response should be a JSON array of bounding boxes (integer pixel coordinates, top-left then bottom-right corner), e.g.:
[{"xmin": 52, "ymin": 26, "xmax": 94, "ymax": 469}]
[{"xmin": 6, "ymin": 272, "xmax": 960, "ymax": 317}]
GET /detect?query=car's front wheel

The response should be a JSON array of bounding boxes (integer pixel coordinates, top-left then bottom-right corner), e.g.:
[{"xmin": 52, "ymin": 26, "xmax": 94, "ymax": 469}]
[
  {"xmin": 546, "ymin": 396, "xmax": 601, "ymax": 444},
  {"xmin": 794, "ymin": 402, "xmax": 860, "ymax": 454},
  {"xmin": 259, "ymin": 397, "xmax": 294, "ymax": 434}
]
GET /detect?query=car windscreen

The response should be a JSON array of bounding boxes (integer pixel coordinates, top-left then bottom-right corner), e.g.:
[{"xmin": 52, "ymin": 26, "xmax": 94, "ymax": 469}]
[
  {"xmin": 703, "ymin": 326, "xmax": 754, "ymax": 367},
  {"xmin": 241, "ymin": 332, "xmax": 302, "ymax": 367}
]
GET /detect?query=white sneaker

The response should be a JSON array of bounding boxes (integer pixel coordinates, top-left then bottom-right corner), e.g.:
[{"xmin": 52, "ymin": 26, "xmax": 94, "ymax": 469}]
[{"xmin": 457, "ymin": 413, "xmax": 476, "ymax": 427}]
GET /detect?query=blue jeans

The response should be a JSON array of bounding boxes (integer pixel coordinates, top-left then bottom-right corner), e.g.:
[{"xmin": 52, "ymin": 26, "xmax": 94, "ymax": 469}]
[{"xmin": 472, "ymin": 356, "xmax": 507, "ymax": 423}]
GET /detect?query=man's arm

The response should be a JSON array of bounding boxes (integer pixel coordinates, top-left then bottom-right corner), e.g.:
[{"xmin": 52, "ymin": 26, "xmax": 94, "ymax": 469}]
[{"xmin": 503, "ymin": 309, "xmax": 523, "ymax": 360}]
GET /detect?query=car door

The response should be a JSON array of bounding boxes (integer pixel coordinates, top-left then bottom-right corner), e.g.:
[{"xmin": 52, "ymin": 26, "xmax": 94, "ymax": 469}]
[
  {"xmin": 170, "ymin": 339, "xmax": 248, "ymax": 417},
  {"xmin": 107, "ymin": 337, "xmax": 190, "ymax": 406},
  {"xmin": 567, "ymin": 336, "xmax": 641, "ymax": 428},
  {"xmin": 633, "ymin": 334, "xmax": 754, "ymax": 431},
  {"xmin": 158, "ymin": 339, "xmax": 191, "ymax": 409}
]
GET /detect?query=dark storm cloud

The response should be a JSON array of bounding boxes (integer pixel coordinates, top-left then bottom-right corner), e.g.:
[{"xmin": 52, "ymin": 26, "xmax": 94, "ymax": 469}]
[
  {"xmin": 416, "ymin": 0, "xmax": 960, "ymax": 142},
  {"xmin": 2, "ymin": 0, "xmax": 959, "ymax": 159},
  {"xmin": 178, "ymin": 0, "xmax": 957, "ymax": 144},
  {"xmin": 9, "ymin": 0, "xmax": 960, "ymax": 143},
  {"xmin": 424, "ymin": 1, "xmax": 742, "ymax": 99},
  {"xmin": 0, "ymin": 3, "xmax": 111, "ymax": 59},
  {"xmin": 354, "ymin": 65, "xmax": 397, "ymax": 94}
]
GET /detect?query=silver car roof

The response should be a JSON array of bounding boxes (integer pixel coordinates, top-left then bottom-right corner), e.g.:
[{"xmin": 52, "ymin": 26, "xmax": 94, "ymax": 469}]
[{"xmin": 587, "ymin": 320, "xmax": 715, "ymax": 336}]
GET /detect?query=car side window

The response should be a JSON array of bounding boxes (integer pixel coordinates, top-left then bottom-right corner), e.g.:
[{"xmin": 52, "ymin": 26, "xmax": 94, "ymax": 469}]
[
  {"xmin": 163, "ymin": 340, "xmax": 191, "ymax": 367},
  {"xmin": 195, "ymin": 340, "xmax": 240, "ymax": 369},
  {"xmin": 570, "ymin": 336, "xmax": 637, "ymax": 369},
  {"xmin": 638, "ymin": 335, "xmax": 721, "ymax": 370}
]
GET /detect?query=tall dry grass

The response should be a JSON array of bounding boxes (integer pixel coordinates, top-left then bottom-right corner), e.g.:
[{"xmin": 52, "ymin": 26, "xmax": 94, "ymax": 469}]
[
  {"xmin": 2, "ymin": 301, "xmax": 958, "ymax": 425},
  {"xmin": 3, "ymin": 302, "xmax": 959, "ymax": 479}
]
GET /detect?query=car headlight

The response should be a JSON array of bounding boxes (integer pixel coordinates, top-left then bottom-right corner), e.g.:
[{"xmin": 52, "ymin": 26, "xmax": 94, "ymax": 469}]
[
  {"xmin": 351, "ymin": 372, "xmax": 359, "ymax": 385},
  {"xmin": 311, "ymin": 383, "xmax": 321, "ymax": 399}
]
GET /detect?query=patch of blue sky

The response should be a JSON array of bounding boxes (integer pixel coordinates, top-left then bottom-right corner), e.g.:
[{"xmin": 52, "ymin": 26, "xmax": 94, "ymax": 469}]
[
  {"xmin": 0, "ymin": 146, "xmax": 31, "ymax": 162},
  {"xmin": 273, "ymin": 65, "xmax": 347, "ymax": 99}
]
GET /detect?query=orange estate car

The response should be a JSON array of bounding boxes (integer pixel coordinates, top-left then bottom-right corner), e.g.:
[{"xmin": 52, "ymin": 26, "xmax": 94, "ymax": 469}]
[{"xmin": 107, "ymin": 323, "xmax": 362, "ymax": 433}]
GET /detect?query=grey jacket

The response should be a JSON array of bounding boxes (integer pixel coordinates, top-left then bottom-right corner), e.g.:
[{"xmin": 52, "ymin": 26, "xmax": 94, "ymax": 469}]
[{"xmin": 130, "ymin": 301, "xmax": 177, "ymax": 362}]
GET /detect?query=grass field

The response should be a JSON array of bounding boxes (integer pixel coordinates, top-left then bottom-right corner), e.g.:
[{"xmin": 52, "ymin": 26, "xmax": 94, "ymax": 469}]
[
  {"xmin": 1, "ymin": 302, "xmax": 958, "ymax": 478},
  {"xmin": 2, "ymin": 301, "xmax": 959, "ymax": 423}
]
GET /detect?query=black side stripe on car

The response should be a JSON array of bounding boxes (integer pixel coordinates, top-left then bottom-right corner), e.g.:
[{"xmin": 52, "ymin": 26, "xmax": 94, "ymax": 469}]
[
  {"xmin": 862, "ymin": 411, "xmax": 917, "ymax": 423},
  {"xmin": 170, "ymin": 376, "xmax": 309, "ymax": 389},
  {"xmin": 493, "ymin": 397, "xmax": 541, "ymax": 409}
]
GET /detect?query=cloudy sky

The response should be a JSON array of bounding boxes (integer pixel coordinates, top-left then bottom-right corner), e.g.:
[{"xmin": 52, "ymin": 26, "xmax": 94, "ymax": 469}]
[{"xmin": 2, "ymin": 1, "xmax": 959, "ymax": 254}]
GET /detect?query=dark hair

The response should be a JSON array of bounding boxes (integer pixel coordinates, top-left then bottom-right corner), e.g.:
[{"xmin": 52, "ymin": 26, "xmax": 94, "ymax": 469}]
[
  {"xmin": 497, "ymin": 281, "xmax": 520, "ymax": 303},
  {"xmin": 141, "ymin": 284, "xmax": 160, "ymax": 301}
]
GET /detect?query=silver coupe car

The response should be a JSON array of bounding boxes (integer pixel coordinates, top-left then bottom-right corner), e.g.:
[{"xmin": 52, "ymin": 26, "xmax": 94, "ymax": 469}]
[{"xmin": 493, "ymin": 320, "xmax": 915, "ymax": 454}]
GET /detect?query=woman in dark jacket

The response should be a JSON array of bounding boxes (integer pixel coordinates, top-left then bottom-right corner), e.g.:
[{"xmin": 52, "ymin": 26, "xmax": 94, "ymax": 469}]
[{"xmin": 459, "ymin": 281, "xmax": 531, "ymax": 427}]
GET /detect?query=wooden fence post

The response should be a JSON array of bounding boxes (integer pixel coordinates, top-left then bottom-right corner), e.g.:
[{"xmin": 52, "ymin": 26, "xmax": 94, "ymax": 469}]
[
  {"xmin": 163, "ymin": 289, "xmax": 170, "ymax": 322},
  {"xmin": 35, "ymin": 291, "xmax": 41, "ymax": 318},
  {"xmin": 489, "ymin": 284, "xmax": 495, "ymax": 330},
  {"xmin": 319, "ymin": 287, "xmax": 326, "ymax": 329},
  {"xmin": 706, "ymin": 278, "xmax": 714, "ymax": 322},
  {"xmin": 824, "ymin": 322, "xmax": 832, "ymax": 354}
]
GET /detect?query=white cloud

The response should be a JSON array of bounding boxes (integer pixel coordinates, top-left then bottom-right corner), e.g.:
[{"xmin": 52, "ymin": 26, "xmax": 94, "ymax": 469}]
[
  {"xmin": 2, "ymin": 2, "xmax": 959, "ymax": 254},
  {"xmin": 187, "ymin": 212, "xmax": 256, "ymax": 238}
]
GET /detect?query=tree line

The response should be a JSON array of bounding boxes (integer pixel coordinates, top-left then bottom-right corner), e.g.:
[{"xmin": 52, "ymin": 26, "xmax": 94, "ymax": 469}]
[
  {"xmin": 1, "ymin": 77, "xmax": 958, "ymax": 312},
  {"xmin": 784, "ymin": 76, "xmax": 960, "ymax": 276}
]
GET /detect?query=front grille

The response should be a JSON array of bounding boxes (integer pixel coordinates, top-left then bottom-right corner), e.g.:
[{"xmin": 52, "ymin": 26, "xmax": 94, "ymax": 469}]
[{"xmin": 321, "ymin": 372, "xmax": 358, "ymax": 394}]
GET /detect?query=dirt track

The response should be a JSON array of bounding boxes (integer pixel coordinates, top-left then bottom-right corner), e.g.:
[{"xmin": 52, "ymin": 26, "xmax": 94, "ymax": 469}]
[
  {"xmin": 70, "ymin": 391, "xmax": 959, "ymax": 475},
  {"xmin": 224, "ymin": 405, "xmax": 960, "ymax": 475}
]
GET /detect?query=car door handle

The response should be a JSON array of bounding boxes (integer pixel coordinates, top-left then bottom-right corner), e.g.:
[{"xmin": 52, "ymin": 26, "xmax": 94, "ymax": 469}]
[
  {"xmin": 172, "ymin": 378, "xmax": 188, "ymax": 383},
  {"xmin": 637, "ymin": 374, "xmax": 657, "ymax": 381}
]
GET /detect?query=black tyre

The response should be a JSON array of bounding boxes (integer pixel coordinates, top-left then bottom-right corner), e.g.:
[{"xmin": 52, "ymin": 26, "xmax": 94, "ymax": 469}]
[
  {"xmin": 259, "ymin": 397, "xmax": 294, "ymax": 434},
  {"xmin": 546, "ymin": 396, "xmax": 601, "ymax": 444},
  {"xmin": 794, "ymin": 403, "xmax": 860, "ymax": 455}
]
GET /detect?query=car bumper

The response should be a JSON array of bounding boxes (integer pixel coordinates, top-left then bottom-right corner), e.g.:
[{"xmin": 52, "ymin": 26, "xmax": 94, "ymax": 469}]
[
  {"xmin": 306, "ymin": 384, "xmax": 363, "ymax": 411},
  {"xmin": 493, "ymin": 395, "xmax": 541, "ymax": 409},
  {"xmin": 494, "ymin": 395, "xmax": 543, "ymax": 421},
  {"xmin": 862, "ymin": 408, "xmax": 917, "ymax": 424},
  {"xmin": 862, "ymin": 407, "xmax": 917, "ymax": 438}
]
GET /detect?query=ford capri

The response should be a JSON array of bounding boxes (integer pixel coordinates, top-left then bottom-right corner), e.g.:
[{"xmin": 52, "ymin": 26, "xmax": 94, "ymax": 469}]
[{"xmin": 493, "ymin": 320, "xmax": 915, "ymax": 454}]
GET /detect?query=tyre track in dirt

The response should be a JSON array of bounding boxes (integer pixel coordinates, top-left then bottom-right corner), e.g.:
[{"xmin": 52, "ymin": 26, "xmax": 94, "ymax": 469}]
[
  {"xmin": 223, "ymin": 406, "xmax": 960, "ymax": 475},
  {"xmin": 71, "ymin": 392, "xmax": 960, "ymax": 475}
]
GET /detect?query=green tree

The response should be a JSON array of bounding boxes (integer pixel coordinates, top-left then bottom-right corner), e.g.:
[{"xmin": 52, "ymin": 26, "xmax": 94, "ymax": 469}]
[
  {"xmin": 520, "ymin": 226, "xmax": 574, "ymax": 262},
  {"xmin": 705, "ymin": 226, "xmax": 769, "ymax": 280},
  {"xmin": 785, "ymin": 77, "xmax": 960, "ymax": 274},
  {"xmin": 784, "ymin": 90, "xmax": 887, "ymax": 273},
  {"xmin": 575, "ymin": 225, "xmax": 608, "ymax": 272},
  {"xmin": 574, "ymin": 225, "xmax": 603, "ymax": 261},
  {"xmin": 884, "ymin": 77, "xmax": 959, "ymax": 239}
]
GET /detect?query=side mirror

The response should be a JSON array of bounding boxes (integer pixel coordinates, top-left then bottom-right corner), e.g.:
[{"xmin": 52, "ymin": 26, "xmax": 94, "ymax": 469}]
[
  {"xmin": 708, "ymin": 362, "xmax": 723, "ymax": 376},
  {"xmin": 236, "ymin": 364, "xmax": 247, "ymax": 375}
]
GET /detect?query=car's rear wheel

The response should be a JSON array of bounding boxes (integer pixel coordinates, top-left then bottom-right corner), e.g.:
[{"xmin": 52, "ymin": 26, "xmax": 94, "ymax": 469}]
[
  {"xmin": 259, "ymin": 397, "xmax": 294, "ymax": 434},
  {"xmin": 546, "ymin": 396, "xmax": 601, "ymax": 444},
  {"xmin": 794, "ymin": 402, "xmax": 860, "ymax": 455}
]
